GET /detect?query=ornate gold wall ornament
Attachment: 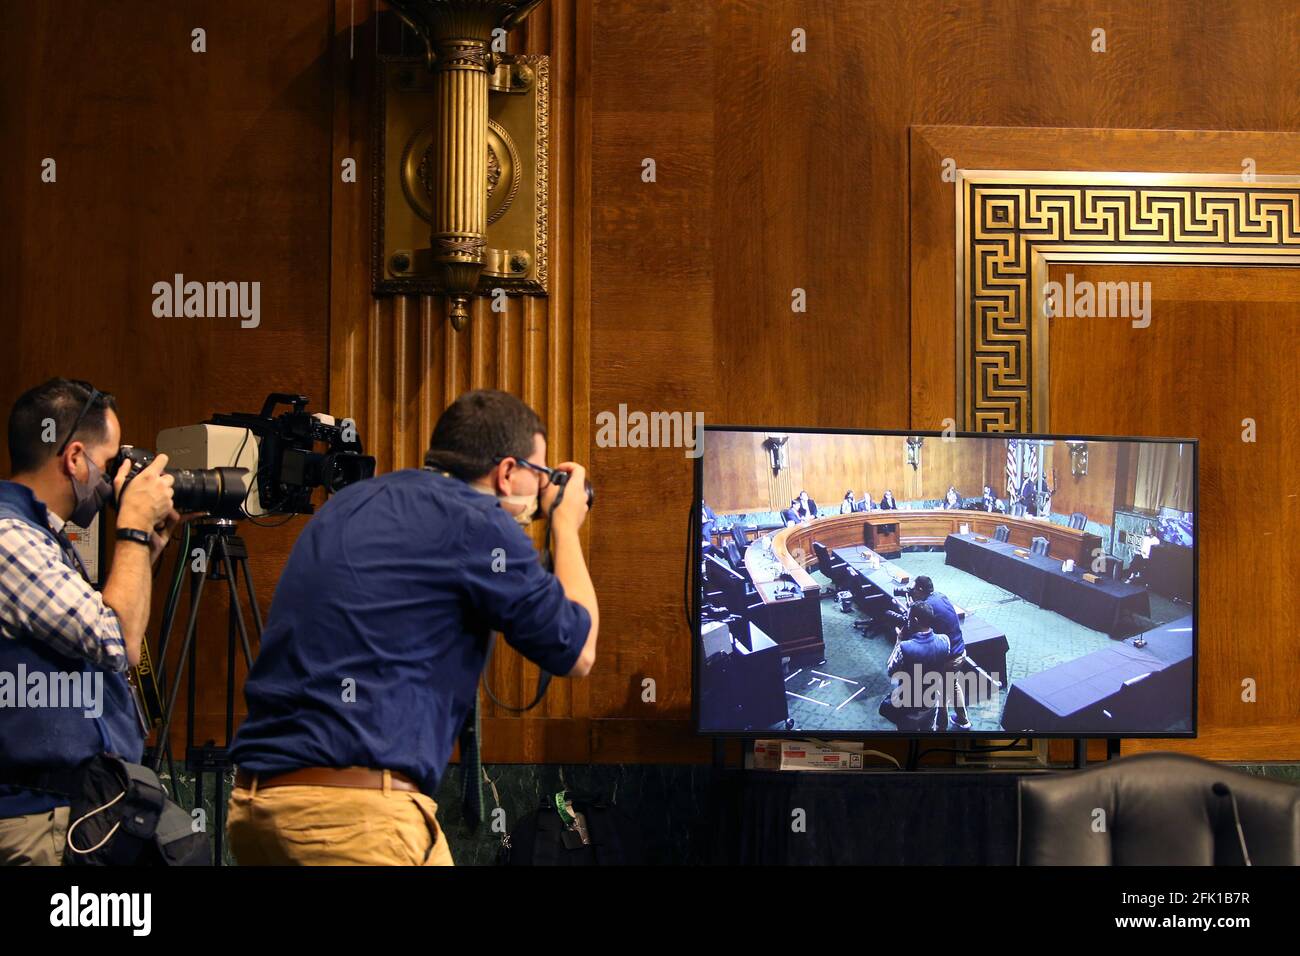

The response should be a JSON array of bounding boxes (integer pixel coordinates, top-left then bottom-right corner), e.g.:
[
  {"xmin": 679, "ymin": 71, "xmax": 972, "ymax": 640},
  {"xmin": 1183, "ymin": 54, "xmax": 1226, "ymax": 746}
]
[
  {"xmin": 956, "ymin": 171, "xmax": 1300, "ymax": 431},
  {"xmin": 377, "ymin": 1, "xmax": 547, "ymax": 330},
  {"xmin": 1065, "ymin": 440, "xmax": 1089, "ymax": 477}
]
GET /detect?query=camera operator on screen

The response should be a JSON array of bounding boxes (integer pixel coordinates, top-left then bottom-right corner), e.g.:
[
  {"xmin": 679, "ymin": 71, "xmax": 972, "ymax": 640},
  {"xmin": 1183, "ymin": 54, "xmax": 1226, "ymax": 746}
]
[
  {"xmin": 227, "ymin": 389, "xmax": 598, "ymax": 865},
  {"xmin": 0, "ymin": 379, "xmax": 179, "ymax": 865}
]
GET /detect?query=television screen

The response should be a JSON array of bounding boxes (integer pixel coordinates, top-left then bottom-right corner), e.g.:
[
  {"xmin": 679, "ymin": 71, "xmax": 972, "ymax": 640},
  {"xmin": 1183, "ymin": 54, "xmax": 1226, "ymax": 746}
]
[{"xmin": 694, "ymin": 427, "xmax": 1197, "ymax": 738}]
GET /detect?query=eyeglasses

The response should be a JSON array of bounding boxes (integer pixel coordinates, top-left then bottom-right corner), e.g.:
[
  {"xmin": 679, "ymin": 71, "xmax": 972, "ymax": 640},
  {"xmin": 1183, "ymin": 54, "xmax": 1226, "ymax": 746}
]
[
  {"xmin": 55, "ymin": 381, "xmax": 103, "ymax": 457},
  {"xmin": 493, "ymin": 455, "xmax": 553, "ymax": 489}
]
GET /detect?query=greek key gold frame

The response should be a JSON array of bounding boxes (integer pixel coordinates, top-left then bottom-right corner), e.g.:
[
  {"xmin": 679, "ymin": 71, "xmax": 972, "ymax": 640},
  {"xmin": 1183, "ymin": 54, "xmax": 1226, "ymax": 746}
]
[{"xmin": 956, "ymin": 171, "xmax": 1300, "ymax": 432}]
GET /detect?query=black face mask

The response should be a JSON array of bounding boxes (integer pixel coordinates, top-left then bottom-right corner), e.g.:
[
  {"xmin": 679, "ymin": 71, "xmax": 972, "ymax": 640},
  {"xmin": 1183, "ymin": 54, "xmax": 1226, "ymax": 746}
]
[{"xmin": 68, "ymin": 453, "xmax": 113, "ymax": 527}]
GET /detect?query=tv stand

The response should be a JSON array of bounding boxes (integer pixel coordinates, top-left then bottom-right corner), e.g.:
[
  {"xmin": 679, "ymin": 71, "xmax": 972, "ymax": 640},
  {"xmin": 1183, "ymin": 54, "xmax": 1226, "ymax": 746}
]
[{"xmin": 1073, "ymin": 737, "xmax": 1122, "ymax": 767}]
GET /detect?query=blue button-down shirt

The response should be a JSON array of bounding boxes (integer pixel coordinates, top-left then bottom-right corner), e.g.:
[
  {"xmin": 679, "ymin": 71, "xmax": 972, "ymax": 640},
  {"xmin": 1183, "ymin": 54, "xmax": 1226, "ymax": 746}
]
[{"xmin": 229, "ymin": 469, "xmax": 590, "ymax": 795}]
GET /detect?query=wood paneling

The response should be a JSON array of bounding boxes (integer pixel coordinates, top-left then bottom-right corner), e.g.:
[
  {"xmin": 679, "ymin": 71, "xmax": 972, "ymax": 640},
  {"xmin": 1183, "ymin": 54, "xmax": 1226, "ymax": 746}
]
[
  {"xmin": 9, "ymin": 0, "xmax": 1300, "ymax": 765},
  {"xmin": 0, "ymin": 0, "xmax": 334, "ymax": 750},
  {"xmin": 702, "ymin": 431, "xmax": 991, "ymax": 513},
  {"xmin": 1043, "ymin": 438, "xmax": 1120, "ymax": 528},
  {"xmin": 1048, "ymin": 263, "xmax": 1300, "ymax": 759},
  {"xmin": 600, "ymin": 1, "xmax": 1300, "ymax": 762},
  {"xmin": 912, "ymin": 124, "xmax": 1300, "ymax": 759}
]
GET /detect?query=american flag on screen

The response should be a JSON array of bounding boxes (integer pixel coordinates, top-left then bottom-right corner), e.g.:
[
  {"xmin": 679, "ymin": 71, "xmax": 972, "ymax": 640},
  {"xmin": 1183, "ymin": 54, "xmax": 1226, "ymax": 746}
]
[
  {"xmin": 1005, "ymin": 440, "xmax": 1019, "ymax": 496},
  {"xmin": 1025, "ymin": 442, "xmax": 1040, "ymax": 486}
]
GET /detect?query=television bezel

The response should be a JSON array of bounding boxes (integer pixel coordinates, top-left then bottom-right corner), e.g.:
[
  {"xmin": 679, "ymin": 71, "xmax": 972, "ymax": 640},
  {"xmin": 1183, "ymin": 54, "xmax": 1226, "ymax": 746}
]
[{"xmin": 691, "ymin": 424, "xmax": 1199, "ymax": 740}]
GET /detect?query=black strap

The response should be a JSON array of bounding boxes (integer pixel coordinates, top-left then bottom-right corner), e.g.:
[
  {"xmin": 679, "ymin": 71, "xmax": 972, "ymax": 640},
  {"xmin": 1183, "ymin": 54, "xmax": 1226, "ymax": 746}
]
[{"xmin": 480, "ymin": 633, "xmax": 552, "ymax": 712}]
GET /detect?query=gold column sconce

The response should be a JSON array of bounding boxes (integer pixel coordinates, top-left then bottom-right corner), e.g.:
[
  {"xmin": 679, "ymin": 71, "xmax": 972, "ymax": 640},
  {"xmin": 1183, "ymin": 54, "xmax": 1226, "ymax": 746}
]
[
  {"xmin": 1065, "ymin": 441, "xmax": 1089, "ymax": 477},
  {"xmin": 377, "ymin": 0, "xmax": 548, "ymax": 330},
  {"xmin": 905, "ymin": 436, "xmax": 924, "ymax": 471},
  {"xmin": 763, "ymin": 435, "xmax": 789, "ymax": 476}
]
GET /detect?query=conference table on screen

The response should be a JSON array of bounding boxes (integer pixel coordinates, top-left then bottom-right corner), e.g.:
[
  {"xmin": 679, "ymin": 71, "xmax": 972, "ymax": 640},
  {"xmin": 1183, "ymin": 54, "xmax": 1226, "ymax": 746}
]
[
  {"xmin": 1001, "ymin": 615, "xmax": 1193, "ymax": 733},
  {"xmin": 944, "ymin": 532, "xmax": 1150, "ymax": 635}
]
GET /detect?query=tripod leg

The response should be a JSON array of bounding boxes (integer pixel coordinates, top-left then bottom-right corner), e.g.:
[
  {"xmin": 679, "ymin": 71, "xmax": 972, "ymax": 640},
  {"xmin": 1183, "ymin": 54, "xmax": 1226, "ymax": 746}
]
[
  {"xmin": 153, "ymin": 541, "xmax": 189, "ymax": 699},
  {"xmin": 239, "ymin": 557, "xmax": 265, "ymax": 640},
  {"xmin": 150, "ymin": 538, "xmax": 214, "ymax": 771},
  {"xmin": 217, "ymin": 546, "xmax": 256, "ymax": 670}
]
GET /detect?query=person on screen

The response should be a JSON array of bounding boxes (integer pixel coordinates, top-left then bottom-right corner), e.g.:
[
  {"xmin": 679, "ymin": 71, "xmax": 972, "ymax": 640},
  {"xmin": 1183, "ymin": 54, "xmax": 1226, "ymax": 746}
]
[
  {"xmin": 943, "ymin": 486, "xmax": 961, "ymax": 510},
  {"xmin": 840, "ymin": 491, "xmax": 857, "ymax": 514},
  {"xmin": 980, "ymin": 484, "xmax": 998, "ymax": 512},
  {"xmin": 1124, "ymin": 524, "xmax": 1161, "ymax": 584},
  {"xmin": 858, "ymin": 491, "xmax": 875, "ymax": 512},
  {"xmin": 1017, "ymin": 476, "xmax": 1038, "ymax": 516},
  {"xmin": 880, "ymin": 602, "xmax": 950, "ymax": 733},
  {"xmin": 700, "ymin": 501, "xmax": 717, "ymax": 555},
  {"xmin": 792, "ymin": 491, "xmax": 818, "ymax": 523},
  {"xmin": 911, "ymin": 576, "xmax": 970, "ymax": 731},
  {"xmin": 879, "ymin": 490, "xmax": 898, "ymax": 510}
]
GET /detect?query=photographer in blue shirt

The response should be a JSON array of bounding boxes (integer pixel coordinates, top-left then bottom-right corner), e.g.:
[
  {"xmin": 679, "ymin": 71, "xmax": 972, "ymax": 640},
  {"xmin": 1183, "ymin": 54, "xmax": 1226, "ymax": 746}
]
[
  {"xmin": 227, "ymin": 390, "xmax": 597, "ymax": 865},
  {"xmin": 911, "ymin": 575, "xmax": 970, "ymax": 731}
]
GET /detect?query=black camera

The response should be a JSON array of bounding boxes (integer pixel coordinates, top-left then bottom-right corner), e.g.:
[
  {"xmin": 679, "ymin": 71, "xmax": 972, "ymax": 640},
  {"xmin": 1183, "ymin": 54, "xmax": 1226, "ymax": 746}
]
[
  {"xmin": 550, "ymin": 468, "xmax": 595, "ymax": 511},
  {"xmin": 110, "ymin": 446, "xmax": 249, "ymax": 520},
  {"xmin": 209, "ymin": 393, "xmax": 375, "ymax": 515},
  {"xmin": 892, "ymin": 585, "xmax": 914, "ymax": 598}
]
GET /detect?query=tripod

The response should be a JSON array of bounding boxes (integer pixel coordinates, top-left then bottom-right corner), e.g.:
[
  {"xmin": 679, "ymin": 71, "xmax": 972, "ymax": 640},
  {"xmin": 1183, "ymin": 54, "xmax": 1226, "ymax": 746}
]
[{"xmin": 147, "ymin": 519, "xmax": 264, "ymax": 866}]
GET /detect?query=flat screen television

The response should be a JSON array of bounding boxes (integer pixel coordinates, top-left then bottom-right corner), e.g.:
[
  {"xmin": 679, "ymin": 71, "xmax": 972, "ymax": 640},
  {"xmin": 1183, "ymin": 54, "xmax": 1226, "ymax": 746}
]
[{"xmin": 693, "ymin": 426, "xmax": 1197, "ymax": 738}]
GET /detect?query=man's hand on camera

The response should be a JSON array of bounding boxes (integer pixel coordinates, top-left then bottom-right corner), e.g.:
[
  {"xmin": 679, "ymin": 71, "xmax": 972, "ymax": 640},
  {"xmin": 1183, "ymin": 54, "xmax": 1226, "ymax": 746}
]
[
  {"xmin": 148, "ymin": 509, "xmax": 184, "ymax": 565},
  {"xmin": 115, "ymin": 452, "xmax": 176, "ymax": 535},
  {"xmin": 544, "ymin": 461, "xmax": 588, "ymax": 534}
]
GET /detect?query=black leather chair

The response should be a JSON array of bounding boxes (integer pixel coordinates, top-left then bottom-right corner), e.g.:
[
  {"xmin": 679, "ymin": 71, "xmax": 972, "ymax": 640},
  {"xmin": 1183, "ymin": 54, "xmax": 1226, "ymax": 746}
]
[
  {"xmin": 812, "ymin": 540, "xmax": 848, "ymax": 590},
  {"xmin": 1068, "ymin": 511, "xmax": 1087, "ymax": 530},
  {"xmin": 1030, "ymin": 536, "xmax": 1049, "ymax": 556},
  {"xmin": 724, "ymin": 540, "xmax": 745, "ymax": 575},
  {"xmin": 1019, "ymin": 752, "xmax": 1300, "ymax": 865},
  {"xmin": 994, "ymin": 525, "xmax": 1010, "ymax": 543},
  {"xmin": 1100, "ymin": 554, "xmax": 1124, "ymax": 580},
  {"xmin": 730, "ymin": 525, "xmax": 748, "ymax": 550}
]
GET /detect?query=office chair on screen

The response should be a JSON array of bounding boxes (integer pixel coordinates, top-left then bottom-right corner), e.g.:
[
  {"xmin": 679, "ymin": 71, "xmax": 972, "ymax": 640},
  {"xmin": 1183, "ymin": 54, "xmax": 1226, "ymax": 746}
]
[
  {"xmin": 994, "ymin": 525, "xmax": 1010, "ymax": 543},
  {"xmin": 730, "ymin": 525, "xmax": 748, "ymax": 551},
  {"xmin": 1018, "ymin": 753, "xmax": 1300, "ymax": 865},
  {"xmin": 724, "ymin": 540, "xmax": 745, "ymax": 575},
  {"xmin": 1030, "ymin": 536, "xmax": 1049, "ymax": 556},
  {"xmin": 1100, "ymin": 555, "xmax": 1123, "ymax": 580},
  {"xmin": 1068, "ymin": 511, "xmax": 1087, "ymax": 530}
]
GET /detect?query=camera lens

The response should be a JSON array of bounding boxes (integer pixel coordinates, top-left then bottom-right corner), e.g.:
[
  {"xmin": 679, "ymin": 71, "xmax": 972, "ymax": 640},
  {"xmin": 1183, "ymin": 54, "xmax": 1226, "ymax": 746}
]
[{"xmin": 167, "ymin": 466, "xmax": 249, "ymax": 520}]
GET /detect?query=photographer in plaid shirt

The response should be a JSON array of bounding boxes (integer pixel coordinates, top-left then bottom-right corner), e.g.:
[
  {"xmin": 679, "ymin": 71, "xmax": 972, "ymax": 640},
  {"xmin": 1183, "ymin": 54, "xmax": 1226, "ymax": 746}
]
[{"xmin": 0, "ymin": 379, "xmax": 179, "ymax": 865}]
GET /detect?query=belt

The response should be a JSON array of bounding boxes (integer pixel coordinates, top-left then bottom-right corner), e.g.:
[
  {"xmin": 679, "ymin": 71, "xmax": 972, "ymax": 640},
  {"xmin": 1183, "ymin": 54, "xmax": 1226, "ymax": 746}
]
[
  {"xmin": 234, "ymin": 767, "xmax": 420, "ymax": 793},
  {"xmin": 0, "ymin": 767, "xmax": 82, "ymax": 797}
]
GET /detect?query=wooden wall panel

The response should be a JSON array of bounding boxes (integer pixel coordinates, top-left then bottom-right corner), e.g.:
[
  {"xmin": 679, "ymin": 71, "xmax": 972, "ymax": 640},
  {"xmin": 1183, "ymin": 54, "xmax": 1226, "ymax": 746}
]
[
  {"xmin": 0, "ymin": 0, "xmax": 334, "ymax": 751},
  {"xmin": 597, "ymin": 1, "xmax": 1300, "ymax": 763},
  {"xmin": 1037, "ymin": 438, "xmax": 1120, "ymax": 528},
  {"xmin": 912, "ymin": 123, "xmax": 1300, "ymax": 760},
  {"xmin": 11, "ymin": 0, "xmax": 1293, "ymax": 765},
  {"xmin": 1048, "ymin": 263, "xmax": 1300, "ymax": 759},
  {"xmin": 702, "ymin": 431, "xmax": 990, "ymax": 513}
]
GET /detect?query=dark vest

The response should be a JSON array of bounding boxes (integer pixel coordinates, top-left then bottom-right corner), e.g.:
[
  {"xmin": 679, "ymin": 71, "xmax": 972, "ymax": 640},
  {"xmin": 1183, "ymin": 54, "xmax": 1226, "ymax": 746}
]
[{"xmin": 0, "ymin": 481, "xmax": 143, "ymax": 815}]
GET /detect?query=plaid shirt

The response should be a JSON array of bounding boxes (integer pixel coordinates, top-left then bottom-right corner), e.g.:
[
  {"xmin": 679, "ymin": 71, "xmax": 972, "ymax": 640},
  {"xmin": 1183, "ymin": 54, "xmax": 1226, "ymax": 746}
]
[{"xmin": 0, "ymin": 511, "xmax": 127, "ymax": 673}]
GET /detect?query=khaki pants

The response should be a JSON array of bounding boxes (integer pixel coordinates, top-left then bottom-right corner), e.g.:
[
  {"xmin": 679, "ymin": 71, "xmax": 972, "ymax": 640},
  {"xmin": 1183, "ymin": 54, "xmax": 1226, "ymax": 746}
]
[
  {"xmin": 227, "ymin": 777, "xmax": 454, "ymax": 866},
  {"xmin": 0, "ymin": 806, "xmax": 70, "ymax": 866}
]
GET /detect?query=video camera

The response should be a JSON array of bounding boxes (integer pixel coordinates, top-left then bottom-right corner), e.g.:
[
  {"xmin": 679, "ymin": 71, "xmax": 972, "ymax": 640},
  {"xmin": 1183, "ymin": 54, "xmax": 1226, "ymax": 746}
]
[
  {"xmin": 207, "ymin": 394, "xmax": 375, "ymax": 515},
  {"xmin": 127, "ymin": 393, "xmax": 375, "ymax": 519}
]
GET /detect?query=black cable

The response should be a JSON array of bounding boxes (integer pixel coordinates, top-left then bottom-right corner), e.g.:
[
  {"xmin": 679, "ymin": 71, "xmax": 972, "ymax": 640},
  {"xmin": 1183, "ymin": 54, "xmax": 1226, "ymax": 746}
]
[{"xmin": 914, "ymin": 737, "xmax": 1027, "ymax": 763}]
